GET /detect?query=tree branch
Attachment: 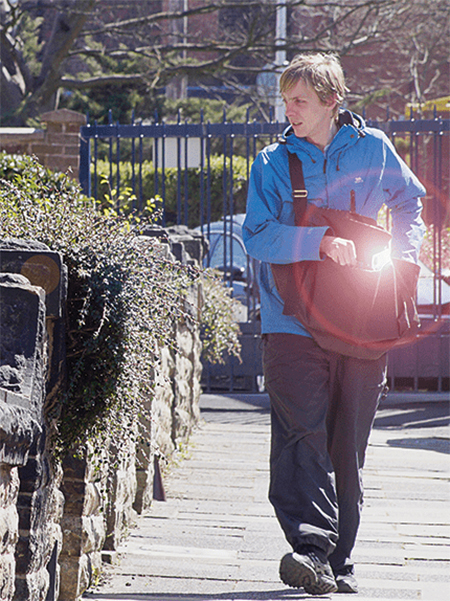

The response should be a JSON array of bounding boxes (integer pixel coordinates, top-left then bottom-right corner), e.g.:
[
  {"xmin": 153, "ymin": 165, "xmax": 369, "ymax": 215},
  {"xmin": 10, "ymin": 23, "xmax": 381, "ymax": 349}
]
[
  {"xmin": 61, "ymin": 74, "xmax": 147, "ymax": 89},
  {"xmin": 32, "ymin": 0, "xmax": 96, "ymax": 110},
  {"xmin": 79, "ymin": 1, "xmax": 229, "ymax": 37}
]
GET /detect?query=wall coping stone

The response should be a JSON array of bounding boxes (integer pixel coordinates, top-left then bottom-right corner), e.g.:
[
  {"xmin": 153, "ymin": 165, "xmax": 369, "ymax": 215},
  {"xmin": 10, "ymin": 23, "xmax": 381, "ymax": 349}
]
[
  {"xmin": 0, "ymin": 128, "xmax": 44, "ymax": 140},
  {"xmin": 40, "ymin": 109, "xmax": 86, "ymax": 125}
]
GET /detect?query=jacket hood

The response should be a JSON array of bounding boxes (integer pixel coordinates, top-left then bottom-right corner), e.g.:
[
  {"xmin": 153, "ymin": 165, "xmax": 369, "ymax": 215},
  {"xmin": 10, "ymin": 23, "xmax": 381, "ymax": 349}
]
[{"xmin": 337, "ymin": 109, "xmax": 366, "ymax": 131}]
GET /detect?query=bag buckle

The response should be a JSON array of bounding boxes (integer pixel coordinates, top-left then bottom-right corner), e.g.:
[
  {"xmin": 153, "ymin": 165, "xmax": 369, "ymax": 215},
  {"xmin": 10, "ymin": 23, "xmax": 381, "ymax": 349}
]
[{"xmin": 293, "ymin": 189, "xmax": 308, "ymax": 199}]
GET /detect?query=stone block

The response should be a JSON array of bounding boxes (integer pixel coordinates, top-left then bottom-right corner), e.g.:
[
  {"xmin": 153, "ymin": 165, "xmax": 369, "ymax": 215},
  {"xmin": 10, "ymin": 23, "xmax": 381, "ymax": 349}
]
[
  {"xmin": 0, "ymin": 553, "xmax": 15, "ymax": 601},
  {"xmin": 44, "ymin": 122, "xmax": 63, "ymax": 134},
  {"xmin": 65, "ymin": 123, "xmax": 83, "ymax": 134},
  {"xmin": 60, "ymin": 515, "xmax": 82, "ymax": 556},
  {"xmin": 173, "ymin": 406, "xmax": 192, "ymax": 442},
  {"xmin": 17, "ymin": 458, "xmax": 43, "ymax": 493},
  {"xmin": 152, "ymin": 390, "xmax": 175, "ymax": 458},
  {"xmin": 60, "ymin": 479, "xmax": 86, "ymax": 516},
  {"xmin": 177, "ymin": 326, "xmax": 194, "ymax": 357},
  {"xmin": 61, "ymin": 454, "xmax": 87, "ymax": 481},
  {"xmin": 13, "ymin": 463, "xmax": 63, "ymax": 599},
  {"xmin": 0, "ymin": 466, "xmax": 19, "ymax": 509},
  {"xmin": 61, "ymin": 513, "xmax": 105, "ymax": 558},
  {"xmin": 175, "ymin": 353, "xmax": 194, "ymax": 383},
  {"xmin": 159, "ymin": 344, "xmax": 176, "ymax": 376},
  {"xmin": 0, "ymin": 243, "xmax": 64, "ymax": 319},
  {"xmin": 44, "ymin": 156, "xmax": 76, "ymax": 174},
  {"xmin": 46, "ymin": 133, "xmax": 79, "ymax": 147},
  {"xmin": 13, "ymin": 564, "xmax": 50, "ymax": 601},
  {"xmin": 103, "ymin": 441, "xmax": 137, "ymax": 552},
  {"xmin": 0, "ymin": 270, "xmax": 46, "ymax": 470},
  {"xmin": 133, "ymin": 466, "xmax": 153, "ymax": 514},
  {"xmin": 51, "ymin": 488, "xmax": 65, "ymax": 525},
  {"xmin": 16, "ymin": 496, "xmax": 33, "ymax": 531},
  {"xmin": 14, "ymin": 534, "xmax": 32, "ymax": 574},
  {"xmin": 80, "ymin": 515, "xmax": 106, "ymax": 555},
  {"xmin": 57, "ymin": 554, "xmax": 90, "ymax": 601},
  {"xmin": 0, "ymin": 506, "xmax": 18, "ymax": 555},
  {"xmin": 0, "ymin": 402, "xmax": 42, "ymax": 467},
  {"xmin": 0, "ymin": 283, "xmax": 45, "ymax": 409},
  {"xmin": 82, "ymin": 482, "xmax": 103, "ymax": 517},
  {"xmin": 166, "ymin": 225, "xmax": 207, "ymax": 264}
]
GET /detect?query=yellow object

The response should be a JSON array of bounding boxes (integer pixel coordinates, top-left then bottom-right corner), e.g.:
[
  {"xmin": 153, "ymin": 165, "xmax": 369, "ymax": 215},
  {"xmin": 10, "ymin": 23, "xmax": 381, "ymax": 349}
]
[{"xmin": 405, "ymin": 96, "xmax": 450, "ymax": 117}]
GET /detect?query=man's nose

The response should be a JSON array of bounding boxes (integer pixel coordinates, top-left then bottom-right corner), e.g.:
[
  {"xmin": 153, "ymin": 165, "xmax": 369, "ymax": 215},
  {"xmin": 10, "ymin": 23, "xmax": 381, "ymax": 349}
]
[{"xmin": 284, "ymin": 103, "xmax": 294, "ymax": 117}]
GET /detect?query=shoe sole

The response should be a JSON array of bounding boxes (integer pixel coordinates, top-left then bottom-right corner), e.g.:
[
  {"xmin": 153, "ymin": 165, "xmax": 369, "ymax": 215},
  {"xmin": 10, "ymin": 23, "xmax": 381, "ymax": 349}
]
[
  {"xmin": 279, "ymin": 553, "xmax": 316, "ymax": 589},
  {"xmin": 279, "ymin": 553, "xmax": 338, "ymax": 595},
  {"xmin": 336, "ymin": 578, "xmax": 359, "ymax": 593}
]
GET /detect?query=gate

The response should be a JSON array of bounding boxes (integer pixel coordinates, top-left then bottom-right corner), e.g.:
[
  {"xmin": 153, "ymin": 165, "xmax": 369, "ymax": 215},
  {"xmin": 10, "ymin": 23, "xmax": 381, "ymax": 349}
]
[{"xmin": 80, "ymin": 110, "xmax": 449, "ymax": 393}]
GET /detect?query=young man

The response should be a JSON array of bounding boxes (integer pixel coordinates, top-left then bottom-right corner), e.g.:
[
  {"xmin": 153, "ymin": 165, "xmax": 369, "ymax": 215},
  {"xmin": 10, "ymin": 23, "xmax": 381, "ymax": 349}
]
[{"xmin": 243, "ymin": 53, "xmax": 426, "ymax": 595}]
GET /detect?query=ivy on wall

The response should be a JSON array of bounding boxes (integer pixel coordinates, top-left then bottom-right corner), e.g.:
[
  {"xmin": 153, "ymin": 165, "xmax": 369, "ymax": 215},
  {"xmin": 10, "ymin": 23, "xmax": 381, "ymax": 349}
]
[{"xmin": 0, "ymin": 153, "xmax": 240, "ymax": 458}]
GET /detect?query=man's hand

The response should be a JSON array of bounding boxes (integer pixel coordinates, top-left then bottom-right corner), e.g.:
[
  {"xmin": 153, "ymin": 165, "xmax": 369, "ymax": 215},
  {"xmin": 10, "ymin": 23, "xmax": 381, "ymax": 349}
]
[{"xmin": 319, "ymin": 235, "xmax": 357, "ymax": 266}]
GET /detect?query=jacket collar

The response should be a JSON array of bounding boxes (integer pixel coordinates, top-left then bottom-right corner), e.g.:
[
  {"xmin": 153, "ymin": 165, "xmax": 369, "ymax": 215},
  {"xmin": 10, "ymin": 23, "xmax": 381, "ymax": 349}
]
[
  {"xmin": 280, "ymin": 109, "xmax": 366, "ymax": 152},
  {"xmin": 337, "ymin": 109, "xmax": 366, "ymax": 131}
]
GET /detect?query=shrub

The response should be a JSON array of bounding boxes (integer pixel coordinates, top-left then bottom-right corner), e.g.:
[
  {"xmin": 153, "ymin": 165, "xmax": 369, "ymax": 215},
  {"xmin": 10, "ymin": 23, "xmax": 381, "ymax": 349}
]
[
  {"xmin": 93, "ymin": 154, "xmax": 250, "ymax": 228},
  {"xmin": 0, "ymin": 152, "xmax": 240, "ymax": 457},
  {"xmin": 200, "ymin": 269, "xmax": 242, "ymax": 365}
]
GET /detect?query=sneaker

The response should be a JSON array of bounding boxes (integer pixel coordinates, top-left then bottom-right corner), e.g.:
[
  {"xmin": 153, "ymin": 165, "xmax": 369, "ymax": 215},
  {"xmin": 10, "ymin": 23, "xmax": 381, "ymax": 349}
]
[
  {"xmin": 335, "ymin": 571, "xmax": 359, "ymax": 593},
  {"xmin": 279, "ymin": 548, "xmax": 338, "ymax": 595}
]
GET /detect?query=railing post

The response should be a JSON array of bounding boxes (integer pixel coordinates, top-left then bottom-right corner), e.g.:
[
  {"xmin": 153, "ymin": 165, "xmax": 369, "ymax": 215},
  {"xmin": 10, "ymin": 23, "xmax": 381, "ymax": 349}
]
[{"xmin": 79, "ymin": 124, "xmax": 91, "ymax": 197}]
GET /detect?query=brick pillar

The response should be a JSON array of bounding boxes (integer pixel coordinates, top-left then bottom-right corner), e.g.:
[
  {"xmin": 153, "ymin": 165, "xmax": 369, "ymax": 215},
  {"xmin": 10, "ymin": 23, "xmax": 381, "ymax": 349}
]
[{"xmin": 36, "ymin": 109, "xmax": 86, "ymax": 180}]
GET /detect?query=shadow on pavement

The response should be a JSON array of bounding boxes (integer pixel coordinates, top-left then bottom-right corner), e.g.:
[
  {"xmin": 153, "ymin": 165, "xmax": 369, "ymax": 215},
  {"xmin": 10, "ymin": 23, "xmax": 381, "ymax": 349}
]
[
  {"xmin": 374, "ymin": 400, "xmax": 450, "ymax": 454},
  {"xmin": 84, "ymin": 589, "xmax": 308, "ymax": 601},
  {"xmin": 200, "ymin": 393, "xmax": 450, "ymax": 452},
  {"xmin": 373, "ymin": 401, "xmax": 450, "ymax": 430},
  {"xmin": 386, "ymin": 436, "xmax": 450, "ymax": 454}
]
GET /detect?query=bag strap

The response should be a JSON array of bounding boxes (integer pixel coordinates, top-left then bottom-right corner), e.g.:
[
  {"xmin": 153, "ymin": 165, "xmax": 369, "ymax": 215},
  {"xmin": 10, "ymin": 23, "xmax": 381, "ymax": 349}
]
[
  {"xmin": 289, "ymin": 151, "xmax": 357, "ymax": 221},
  {"xmin": 288, "ymin": 152, "xmax": 308, "ymax": 226}
]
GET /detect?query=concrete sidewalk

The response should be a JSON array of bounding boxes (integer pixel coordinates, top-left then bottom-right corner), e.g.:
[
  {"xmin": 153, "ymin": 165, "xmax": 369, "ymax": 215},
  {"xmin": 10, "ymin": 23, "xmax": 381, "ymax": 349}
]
[{"xmin": 84, "ymin": 393, "xmax": 450, "ymax": 601}]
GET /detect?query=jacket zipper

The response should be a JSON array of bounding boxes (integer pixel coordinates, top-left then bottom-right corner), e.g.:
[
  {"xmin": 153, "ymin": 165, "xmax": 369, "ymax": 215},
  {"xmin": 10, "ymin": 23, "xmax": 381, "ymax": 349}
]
[{"xmin": 323, "ymin": 157, "xmax": 329, "ymax": 207}]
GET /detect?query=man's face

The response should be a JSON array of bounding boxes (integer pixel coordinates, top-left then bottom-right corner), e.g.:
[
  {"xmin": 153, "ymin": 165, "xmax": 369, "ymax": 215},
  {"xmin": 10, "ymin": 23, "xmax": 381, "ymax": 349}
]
[{"xmin": 282, "ymin": 78, "xmax": 336, "ymax": 148}]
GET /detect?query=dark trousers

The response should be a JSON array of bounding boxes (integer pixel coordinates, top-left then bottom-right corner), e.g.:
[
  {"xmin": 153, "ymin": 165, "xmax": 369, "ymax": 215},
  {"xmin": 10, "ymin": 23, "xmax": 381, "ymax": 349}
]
[{"xmin": 263, "ymin": 333, "xmax": 387, "ymax": 573}]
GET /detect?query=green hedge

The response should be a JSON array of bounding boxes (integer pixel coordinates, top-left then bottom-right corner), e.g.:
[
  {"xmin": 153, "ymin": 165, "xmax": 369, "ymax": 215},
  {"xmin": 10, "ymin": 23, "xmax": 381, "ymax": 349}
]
[
  {"xmin": 0, "ymin": 152, "xmax": 240, "ymax": 457},
  {"xmin": 93, "ymin": 155, "xmax": 250, "ymax": 227}
]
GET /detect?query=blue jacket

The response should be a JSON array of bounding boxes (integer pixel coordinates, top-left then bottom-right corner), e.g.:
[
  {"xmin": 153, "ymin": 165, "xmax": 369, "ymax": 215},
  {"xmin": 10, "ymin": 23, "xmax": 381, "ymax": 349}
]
[{"xmin": 242, "ymin": 110, "xmax": 426, "ymax": 336}]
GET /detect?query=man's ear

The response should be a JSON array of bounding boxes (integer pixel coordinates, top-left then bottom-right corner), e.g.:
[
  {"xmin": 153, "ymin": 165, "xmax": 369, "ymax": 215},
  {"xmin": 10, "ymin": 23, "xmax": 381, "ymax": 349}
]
[{"xmin": 325, "ymin": 92, "xmax": 338, "ymax": 110}]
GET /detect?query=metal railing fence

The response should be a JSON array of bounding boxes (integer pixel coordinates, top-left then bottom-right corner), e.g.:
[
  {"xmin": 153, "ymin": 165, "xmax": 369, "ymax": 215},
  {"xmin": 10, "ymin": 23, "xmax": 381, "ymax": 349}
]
[{"xmin": 79, "ymin": 111, "xmax": 449, "ymax": 393}]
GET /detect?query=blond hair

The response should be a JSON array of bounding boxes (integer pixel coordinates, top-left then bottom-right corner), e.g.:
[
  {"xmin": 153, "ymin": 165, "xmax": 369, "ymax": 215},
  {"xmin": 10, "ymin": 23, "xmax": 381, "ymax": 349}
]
[{"xmin": 280, "ymin": 52, "xmax": 348, "ymax": 115}]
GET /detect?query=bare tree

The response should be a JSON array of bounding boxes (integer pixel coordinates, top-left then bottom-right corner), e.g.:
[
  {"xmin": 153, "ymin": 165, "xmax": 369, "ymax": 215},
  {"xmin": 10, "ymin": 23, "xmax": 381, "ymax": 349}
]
[
  {"xmin": 331, "ymin": 0, "xmax": 450, "ymax": 116},
  {"xmin": 1, "ymin": 0, "xmax": 448, "ymax": 125}
]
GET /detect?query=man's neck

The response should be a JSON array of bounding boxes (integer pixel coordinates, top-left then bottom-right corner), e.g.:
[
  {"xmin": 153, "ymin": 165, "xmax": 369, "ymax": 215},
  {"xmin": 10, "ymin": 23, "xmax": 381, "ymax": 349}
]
[{"xmin": 308, "ymin": 119, "xmax": 338, "ymax": 152}]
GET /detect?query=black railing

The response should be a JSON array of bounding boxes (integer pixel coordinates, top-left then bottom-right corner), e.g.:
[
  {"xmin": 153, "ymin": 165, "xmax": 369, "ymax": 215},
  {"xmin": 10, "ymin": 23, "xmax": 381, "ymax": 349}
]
[{"xmin": 80, "ymin": 111, "xmax": 449, "ymax": 393}]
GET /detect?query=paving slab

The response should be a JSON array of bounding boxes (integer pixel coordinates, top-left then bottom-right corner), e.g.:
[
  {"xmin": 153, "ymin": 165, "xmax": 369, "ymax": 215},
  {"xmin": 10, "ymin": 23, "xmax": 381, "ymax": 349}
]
[{"xmin": 84, "ymin": 393, "xmax": 450, "ymax": 601}]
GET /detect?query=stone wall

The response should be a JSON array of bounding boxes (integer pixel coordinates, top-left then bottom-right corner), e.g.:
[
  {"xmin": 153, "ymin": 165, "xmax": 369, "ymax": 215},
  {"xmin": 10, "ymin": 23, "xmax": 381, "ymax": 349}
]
[
  {"xmin": 0, "ymin": 229, "xmax": 205, "ymax": 600},
  {"xmin": 0, "ymin": 239, "xmax": 67, "ymax": 601},
  {"xmin": 0, "ymin": 109, "xmax": 85, "ymax": 180},
  {"xmin": 0, "ymin": 463, "xmax": 19, "ymax": 601},
  {"xmin": 57, "ymin": 227, "xmax": 205, "ymax": 600},
  {"xmin": 58, "ymin": 448, "xmax": 109, "ymax": 601}
]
